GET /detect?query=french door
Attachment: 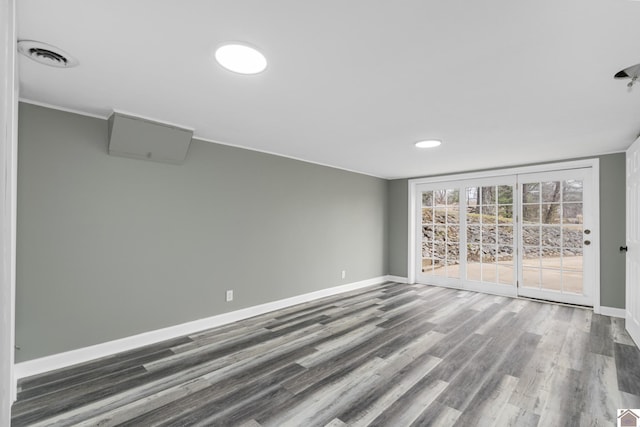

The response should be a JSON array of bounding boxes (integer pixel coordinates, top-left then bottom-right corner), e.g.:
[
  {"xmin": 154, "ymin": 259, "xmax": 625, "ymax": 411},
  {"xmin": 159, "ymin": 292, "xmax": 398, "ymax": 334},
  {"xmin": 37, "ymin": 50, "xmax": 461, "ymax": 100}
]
[
  {"xmin": 517, "ymin": 169, "xmax": 595, "ymax": 306},
  {"xmin": 417, "ymin": 176, "xmax": 518, "ymax": 297},
  {"xmin": 415, "ymin": 167, "xmax": 596, "ymax": 306}
]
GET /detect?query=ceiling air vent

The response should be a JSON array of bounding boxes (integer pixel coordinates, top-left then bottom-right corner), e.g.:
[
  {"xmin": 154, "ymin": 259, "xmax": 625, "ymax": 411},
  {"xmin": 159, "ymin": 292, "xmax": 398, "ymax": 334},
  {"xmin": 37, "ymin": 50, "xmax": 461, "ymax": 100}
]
[
  {"xmin": 17, "ymin": 40, "xmax": 78, "ymax": 68},
  {"xmin": 615, "ymin": 62, "xmax": 640, "ymax": 88}
]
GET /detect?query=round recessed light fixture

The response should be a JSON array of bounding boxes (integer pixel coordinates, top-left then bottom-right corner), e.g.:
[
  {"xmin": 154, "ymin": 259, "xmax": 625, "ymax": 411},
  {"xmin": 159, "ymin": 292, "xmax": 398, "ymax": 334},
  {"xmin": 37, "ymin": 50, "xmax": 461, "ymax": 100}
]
[
  {"xmin": 17, "ymin": 40, "xmax": 78, "ymax": 68},
  {"xmin": 215, "ymin": 43, "xmax": 267, "ymax": 75},
  {"xmin": 415, "ymin": 140, "xmax": 442, "ymax": 148}
]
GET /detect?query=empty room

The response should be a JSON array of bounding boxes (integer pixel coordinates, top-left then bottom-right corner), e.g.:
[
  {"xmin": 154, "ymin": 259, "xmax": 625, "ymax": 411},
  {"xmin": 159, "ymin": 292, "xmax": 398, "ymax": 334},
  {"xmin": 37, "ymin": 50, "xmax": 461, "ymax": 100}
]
[{"xmin": 3, "ymin": 0, "xmax": 640, "ymax": 426}]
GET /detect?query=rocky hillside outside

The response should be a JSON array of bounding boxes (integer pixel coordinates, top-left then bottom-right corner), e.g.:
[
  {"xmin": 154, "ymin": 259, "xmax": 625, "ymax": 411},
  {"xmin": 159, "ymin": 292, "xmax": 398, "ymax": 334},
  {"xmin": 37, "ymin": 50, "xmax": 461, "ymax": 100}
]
[{"xmin": 421, "ymin": 209, "xmax": 583, "ymax": 264}]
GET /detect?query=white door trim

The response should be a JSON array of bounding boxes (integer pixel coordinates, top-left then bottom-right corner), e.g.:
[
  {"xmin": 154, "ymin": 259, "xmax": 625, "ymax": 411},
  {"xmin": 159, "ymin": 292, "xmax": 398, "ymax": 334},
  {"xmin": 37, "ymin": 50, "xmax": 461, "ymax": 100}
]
[
  {"xmin": 626, "ymin": 138, "xmax": 640, "ymax": 347},
  {"xmin": 1, "ymin": 0, "xmax": 18, "ymax": 415},
  {"xmin": 408, "ymin": 159, "xmax": 600, "ymax": 310},
  {"xmin": 591, "ymin": 160, "xmax": 601, "ymax": 312}
]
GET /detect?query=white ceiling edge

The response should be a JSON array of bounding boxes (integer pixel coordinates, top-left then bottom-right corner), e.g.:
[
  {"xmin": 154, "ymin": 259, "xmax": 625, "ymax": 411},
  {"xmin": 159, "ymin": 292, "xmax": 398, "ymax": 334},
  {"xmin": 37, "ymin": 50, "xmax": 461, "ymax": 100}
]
[
  {"xmin": 19, "ymin": 98, "xmax": 108, "ymax": 120},
  {"xmin": 18, "ymin": 98, "xmax": 387, "ymax": 179},
  {"xmin": 111, "ymin": 109, "xmax": 196, "ymax": 133},
  {"xmin": 402, "ymin": 148, "xmax": 628, "ymax": 181},
  {"xmin": 193, "ymin": 135, "xmax": 386, "ymax": 179},
  {"xmin": 17, "ymin": 99, "xmax": 629, "ymax": 181}
]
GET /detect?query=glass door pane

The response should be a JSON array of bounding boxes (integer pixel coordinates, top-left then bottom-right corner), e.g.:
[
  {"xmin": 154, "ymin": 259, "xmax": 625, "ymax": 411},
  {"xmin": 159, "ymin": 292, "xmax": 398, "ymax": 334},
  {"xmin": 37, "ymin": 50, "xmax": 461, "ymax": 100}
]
[
  {"xmin": 521, "ymin": 180, "xmax": 581, "ymax": 292},
  {"xmin": 466, "ymin": 184, "xmax": 515, "ymax": 285},
  {"xmin": 416, "ymin": 177, "xmax": 516, "ymax": 294},
  {"xmin": 420, "ymin": 188, "xmax": 460, "ymax": 279},
  {"xmin": 518, "ymin": 169, "xmax": 593, "ymax": 306}
]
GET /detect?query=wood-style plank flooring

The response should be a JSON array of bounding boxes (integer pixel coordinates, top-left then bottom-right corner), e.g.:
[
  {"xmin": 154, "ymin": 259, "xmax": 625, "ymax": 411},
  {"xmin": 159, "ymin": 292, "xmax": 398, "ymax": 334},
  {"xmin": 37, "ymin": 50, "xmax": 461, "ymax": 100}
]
[{"xmin": 11, "ymin": 282, "xmax": 640, "ymax": 426}]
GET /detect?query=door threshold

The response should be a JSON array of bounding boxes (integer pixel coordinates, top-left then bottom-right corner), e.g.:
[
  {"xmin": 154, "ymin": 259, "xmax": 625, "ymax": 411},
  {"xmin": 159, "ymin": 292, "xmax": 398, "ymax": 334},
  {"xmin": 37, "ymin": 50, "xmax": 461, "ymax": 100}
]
[{"xmin": 517, "ymin": 295, "xmax": 592, "ymax": 310}]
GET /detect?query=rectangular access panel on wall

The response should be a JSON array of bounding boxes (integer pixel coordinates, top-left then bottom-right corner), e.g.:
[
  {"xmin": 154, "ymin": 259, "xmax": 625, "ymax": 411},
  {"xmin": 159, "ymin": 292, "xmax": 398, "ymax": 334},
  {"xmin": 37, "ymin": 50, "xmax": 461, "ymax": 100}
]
[{"xmin": 108, "ymin": 112, "xmax": 193, "ymax": 164}]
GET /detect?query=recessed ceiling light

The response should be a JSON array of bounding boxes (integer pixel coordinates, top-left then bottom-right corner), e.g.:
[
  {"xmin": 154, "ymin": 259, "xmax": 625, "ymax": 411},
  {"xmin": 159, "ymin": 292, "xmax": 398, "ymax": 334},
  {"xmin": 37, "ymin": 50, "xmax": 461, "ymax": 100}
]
[
  {"xmin": 215, "ymin": 43, "xmax": 267, "ymax": 75},
  {"xmin": 415, "ymin": 140, "xmax": 442, "ymax": 148}
]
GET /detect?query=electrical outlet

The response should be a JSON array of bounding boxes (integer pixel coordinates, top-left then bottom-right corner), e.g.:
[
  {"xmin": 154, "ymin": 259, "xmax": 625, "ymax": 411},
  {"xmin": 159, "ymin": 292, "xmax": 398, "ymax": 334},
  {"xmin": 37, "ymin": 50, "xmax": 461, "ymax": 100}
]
[
  {"xmin": 225, "ymin": 290, "xmax": 233, "ymax": 302},
  {"xmin": 341, "ymin": 270, "xmax": 346, "ymax": 279}
]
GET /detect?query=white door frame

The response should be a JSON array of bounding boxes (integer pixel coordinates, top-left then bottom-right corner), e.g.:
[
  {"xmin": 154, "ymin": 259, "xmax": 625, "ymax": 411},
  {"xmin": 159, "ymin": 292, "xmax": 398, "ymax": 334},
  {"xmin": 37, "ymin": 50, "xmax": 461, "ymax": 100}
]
[
  {"xmin": 408, "ymin": 158, "xmax": 601, "ymax": 310},
  {"xmin": 626, "ymin": 138, "xmax": 640, "ymax": 347},
  {"xmin": 1, "ymin": 0, "xmax": 18, "ymax": 419}
]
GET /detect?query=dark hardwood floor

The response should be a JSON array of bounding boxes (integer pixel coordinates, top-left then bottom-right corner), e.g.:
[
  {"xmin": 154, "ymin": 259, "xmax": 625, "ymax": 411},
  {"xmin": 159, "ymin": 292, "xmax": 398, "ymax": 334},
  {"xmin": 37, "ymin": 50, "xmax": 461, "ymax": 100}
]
[{"xmin": 11, "ymin": 282, "xmax": 640, "ymax": 426}]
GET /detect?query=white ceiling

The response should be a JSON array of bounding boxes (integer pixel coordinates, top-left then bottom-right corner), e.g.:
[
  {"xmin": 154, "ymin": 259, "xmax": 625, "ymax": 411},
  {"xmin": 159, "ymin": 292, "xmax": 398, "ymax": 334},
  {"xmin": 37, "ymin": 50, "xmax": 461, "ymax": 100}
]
[{"xmin": 16, "ymin": 0, "xmax": 640, "ymax": 179}]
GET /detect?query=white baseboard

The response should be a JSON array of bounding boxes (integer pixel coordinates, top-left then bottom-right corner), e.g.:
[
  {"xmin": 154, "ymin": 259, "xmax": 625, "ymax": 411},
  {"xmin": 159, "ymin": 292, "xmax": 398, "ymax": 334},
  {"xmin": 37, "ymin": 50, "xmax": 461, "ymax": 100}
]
[
  {"xmin": 385, "ymin": 275, "xmax": 408, "ymax": 284},
  {"xmin": 599, "ymin": 306, "xmax": 626, "ymax": 318},
  {"xmin": 15, "ymin": 276, "xmax": 389, "ymax": 380},
  {"xmin": 626, "ymin": 313, "xmax": 640, "ymax": 349}
]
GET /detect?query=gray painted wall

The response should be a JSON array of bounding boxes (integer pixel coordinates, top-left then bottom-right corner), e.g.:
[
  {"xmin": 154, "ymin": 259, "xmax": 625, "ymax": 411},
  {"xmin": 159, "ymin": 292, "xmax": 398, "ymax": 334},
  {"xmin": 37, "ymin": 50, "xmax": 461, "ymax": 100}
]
[
  {"xmin": 388, "ymin": 179, "xmax": 408, "ymax": 277},
  {"xmin": 387, "ymin": 153, "xmax": 627, "ymax": 308},
  {"xmin": 16, "ymin": 103, "xmax": 388, "ymax": 362},
  {"xmin": 15, "ymin": 101, "xmax": 627, "ymax": 364},
  {"xmin": 599, "ymin": 153, "xmax": 626, "ymax": 308}
]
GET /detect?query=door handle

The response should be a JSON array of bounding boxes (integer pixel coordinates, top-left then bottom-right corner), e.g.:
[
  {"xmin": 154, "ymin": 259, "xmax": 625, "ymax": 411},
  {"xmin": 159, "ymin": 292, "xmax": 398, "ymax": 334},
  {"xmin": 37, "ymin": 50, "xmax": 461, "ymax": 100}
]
[
  {"xmin": 584, "ymin": 240, "xmax": 591, "ymax": 245},
  {"xmin": 584, "ymin": 229, "xmax": 591, "ymax": 235},
  {"xmin": 621, "ymin": 246, "xmax": 629, "ymax": 252}
]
